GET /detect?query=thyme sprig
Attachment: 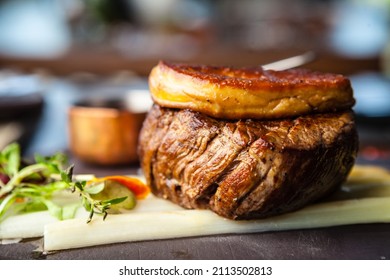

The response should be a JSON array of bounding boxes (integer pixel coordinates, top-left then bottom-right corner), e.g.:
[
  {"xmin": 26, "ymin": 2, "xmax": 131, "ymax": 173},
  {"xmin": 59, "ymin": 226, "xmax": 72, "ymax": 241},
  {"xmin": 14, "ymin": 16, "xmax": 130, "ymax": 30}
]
[
  {"xmin": 0, "ymin": 143, "xmax": 127, "ymax": 223},
  {"xmin": 61, "ymin": 165, "xmax": 127, "ymax": 223}
]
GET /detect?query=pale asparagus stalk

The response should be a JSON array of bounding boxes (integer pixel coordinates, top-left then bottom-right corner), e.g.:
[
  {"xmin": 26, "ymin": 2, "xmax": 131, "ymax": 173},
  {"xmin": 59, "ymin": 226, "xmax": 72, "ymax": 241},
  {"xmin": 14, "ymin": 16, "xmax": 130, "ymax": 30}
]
[
  {"xmin": 0, "ymin": 208, "xmax": 88, "ymax": 239},
  {"xmin": 0, "ymin": 195, "xmax": 182, "ymax": 239},
  {"xmin": 348, "ymin": 165, "xmax": 390, "ymax": 183},
  {"xmin": 44, "ymin": 196, "xmax": 390, "ymax": 251}
]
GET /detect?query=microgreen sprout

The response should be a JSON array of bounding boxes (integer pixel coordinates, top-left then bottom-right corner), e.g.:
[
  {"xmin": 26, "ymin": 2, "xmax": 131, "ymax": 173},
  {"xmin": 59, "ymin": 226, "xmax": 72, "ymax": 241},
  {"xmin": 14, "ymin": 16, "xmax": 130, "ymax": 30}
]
[{"xmin": 0, "ymin": 143, "xmax": 127, "ymax": 223}]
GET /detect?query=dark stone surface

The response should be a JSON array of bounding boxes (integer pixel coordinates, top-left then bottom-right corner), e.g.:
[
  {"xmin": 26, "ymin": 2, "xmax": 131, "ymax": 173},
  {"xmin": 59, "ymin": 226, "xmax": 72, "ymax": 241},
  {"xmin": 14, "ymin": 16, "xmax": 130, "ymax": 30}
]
[{"xmin": 2, "ymin": 223, "xmax": 390, "ymax": 260}]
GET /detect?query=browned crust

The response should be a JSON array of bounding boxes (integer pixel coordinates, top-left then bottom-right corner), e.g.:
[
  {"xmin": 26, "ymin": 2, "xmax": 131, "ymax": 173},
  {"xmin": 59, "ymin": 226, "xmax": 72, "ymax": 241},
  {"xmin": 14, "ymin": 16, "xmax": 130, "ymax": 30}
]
[
  {"xmin": 163, "ymin": 61, "xmax": 353, "ymax": 91},
  {"xmin": 148, "ymin": 61, "xmax": 355, "ymax": 120}
]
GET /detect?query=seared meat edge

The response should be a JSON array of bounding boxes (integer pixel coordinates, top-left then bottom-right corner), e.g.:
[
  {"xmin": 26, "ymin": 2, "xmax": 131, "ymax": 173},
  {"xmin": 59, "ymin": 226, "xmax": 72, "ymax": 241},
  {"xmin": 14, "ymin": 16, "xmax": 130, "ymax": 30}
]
[{"xmin": 138, "ymin": 104, "xmax": 358, "ymax": 220}]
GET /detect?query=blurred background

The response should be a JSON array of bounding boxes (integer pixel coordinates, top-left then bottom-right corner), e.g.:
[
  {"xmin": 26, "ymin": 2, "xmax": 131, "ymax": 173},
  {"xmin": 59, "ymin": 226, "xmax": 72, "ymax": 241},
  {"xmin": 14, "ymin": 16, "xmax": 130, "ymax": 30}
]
[{"xmin": 0, "ymin": 0, "xmax": 389, "ymax": 170}]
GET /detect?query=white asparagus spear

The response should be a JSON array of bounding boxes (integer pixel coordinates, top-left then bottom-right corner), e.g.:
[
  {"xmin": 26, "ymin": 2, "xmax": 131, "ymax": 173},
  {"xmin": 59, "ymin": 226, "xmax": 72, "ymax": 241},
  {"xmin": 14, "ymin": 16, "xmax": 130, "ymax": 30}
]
[
  {"xmin": 44, "ymin": 196, "xmax": 390, "ymax": 251},
  {"xmin": 0, "ymin": 195, "xmax": 182, "ymax": 239},
  {"xmin": 0, "ymin": 207, "xmax": 88, "ymax": 239}
]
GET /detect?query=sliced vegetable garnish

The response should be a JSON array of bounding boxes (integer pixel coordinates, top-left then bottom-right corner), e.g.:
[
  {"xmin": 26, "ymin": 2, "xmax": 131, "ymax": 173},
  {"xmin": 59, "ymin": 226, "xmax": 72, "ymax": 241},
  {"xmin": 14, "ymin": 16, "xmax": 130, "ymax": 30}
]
[
  {"xmin": 88, "ymin": 180, "xmax": 137, "ymax": 213},
  {"xmin": 87, "ymin": 176, "xmax": 150, "ymax": 199}
]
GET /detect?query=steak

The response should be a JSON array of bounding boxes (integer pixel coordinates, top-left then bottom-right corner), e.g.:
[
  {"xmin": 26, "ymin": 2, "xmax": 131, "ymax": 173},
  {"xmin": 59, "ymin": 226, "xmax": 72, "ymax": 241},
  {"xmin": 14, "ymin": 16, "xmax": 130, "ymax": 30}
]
[{"xmin": 138, "ymin": 104, "xmax": 358, "ymax": 220}]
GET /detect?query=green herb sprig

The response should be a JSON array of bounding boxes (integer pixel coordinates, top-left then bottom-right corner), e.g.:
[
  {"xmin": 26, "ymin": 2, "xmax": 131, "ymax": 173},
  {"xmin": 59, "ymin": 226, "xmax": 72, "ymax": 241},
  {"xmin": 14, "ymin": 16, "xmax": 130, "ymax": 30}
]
[
  {"xmin": 60, "ymin": 164, "xmax": 127, "ymax": 223},
  {"xmin": 0, "ymin": 143, "xmax": 127, "ymax": 223}
]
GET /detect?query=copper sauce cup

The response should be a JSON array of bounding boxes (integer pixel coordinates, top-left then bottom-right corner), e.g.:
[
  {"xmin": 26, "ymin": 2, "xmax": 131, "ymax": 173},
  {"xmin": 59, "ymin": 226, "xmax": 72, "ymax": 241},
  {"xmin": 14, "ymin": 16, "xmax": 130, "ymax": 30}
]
[{"xmin": 68, "ymin": 99, "xmax": 147, "ymax": 165}]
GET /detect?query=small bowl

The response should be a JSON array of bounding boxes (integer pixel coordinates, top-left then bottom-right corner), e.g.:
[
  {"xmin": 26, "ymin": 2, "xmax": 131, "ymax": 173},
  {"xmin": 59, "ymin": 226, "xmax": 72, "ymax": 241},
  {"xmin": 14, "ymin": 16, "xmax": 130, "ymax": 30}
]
[{"xmin": 68, "ymin": 98, "xmax": 147, "ymax": 165}]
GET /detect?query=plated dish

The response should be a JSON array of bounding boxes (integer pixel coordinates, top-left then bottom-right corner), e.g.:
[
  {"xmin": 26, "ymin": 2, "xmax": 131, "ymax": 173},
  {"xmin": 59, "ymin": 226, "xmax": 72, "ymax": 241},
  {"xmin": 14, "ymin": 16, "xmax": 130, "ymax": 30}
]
[{"xmin": 1, "ymin": 62, "xmax": 389, "ymax": 258}]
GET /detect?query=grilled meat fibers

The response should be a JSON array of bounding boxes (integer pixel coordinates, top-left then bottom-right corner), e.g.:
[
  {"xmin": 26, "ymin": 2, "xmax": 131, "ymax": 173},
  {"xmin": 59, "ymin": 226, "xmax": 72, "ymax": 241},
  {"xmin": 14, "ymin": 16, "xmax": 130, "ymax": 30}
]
[{"xmin": 138, "ymin": 105, "xmax": 358, "ymax": 220}]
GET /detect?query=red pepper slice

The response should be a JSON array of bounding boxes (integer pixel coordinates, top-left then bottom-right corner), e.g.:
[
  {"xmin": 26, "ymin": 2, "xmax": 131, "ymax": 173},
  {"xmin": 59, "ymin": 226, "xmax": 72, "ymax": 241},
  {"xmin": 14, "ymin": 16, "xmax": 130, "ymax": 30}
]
[{"xmin": 88, "ymin": 176, "xmax": 150, "ymax": 199}]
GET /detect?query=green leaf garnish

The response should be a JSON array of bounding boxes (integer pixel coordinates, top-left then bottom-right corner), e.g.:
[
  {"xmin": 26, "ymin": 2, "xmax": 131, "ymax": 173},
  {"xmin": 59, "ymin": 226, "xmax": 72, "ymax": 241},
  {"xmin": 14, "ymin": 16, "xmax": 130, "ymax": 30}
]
[
  {"xmin": 0, "ymin": 143, "xmax": 129, "ymax": 223},
  {"xmin": 1, "ymin": 143, "xmax": 21, "ymax": 176},
  {"xmin": 103, "ymin": 196, "xmax": 128, "ymax": 206},
  {"xmin": 84, "ymin": 182, "xmax": 105, "ymax": 195}
]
